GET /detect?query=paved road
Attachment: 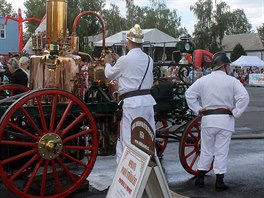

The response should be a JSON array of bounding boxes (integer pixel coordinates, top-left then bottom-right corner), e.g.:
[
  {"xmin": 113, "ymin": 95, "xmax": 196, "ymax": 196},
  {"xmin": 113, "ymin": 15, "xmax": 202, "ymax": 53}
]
[{"xmin": 1, "ymin": 86, "xmax": 264, "ymax": 198}]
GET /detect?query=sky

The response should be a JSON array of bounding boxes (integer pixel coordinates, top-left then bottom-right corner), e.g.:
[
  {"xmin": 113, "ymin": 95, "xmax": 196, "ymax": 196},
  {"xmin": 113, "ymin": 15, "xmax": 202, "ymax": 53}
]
[{"xmin": 6, "ymin": 0, "xmax": 264, "ymax": 34}]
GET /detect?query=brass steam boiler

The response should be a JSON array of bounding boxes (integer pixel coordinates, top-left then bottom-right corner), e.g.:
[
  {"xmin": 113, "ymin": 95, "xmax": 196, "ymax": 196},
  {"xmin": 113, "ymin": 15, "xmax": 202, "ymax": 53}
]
[{"xmin": 30, "ymin": 0, "xmax": 82, "ymax": 98}]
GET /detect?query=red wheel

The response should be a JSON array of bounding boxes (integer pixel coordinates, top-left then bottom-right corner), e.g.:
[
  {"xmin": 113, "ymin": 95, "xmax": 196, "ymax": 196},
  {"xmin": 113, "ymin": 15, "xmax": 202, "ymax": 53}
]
[
  {"xmin": 155, "ymin": 120, "xmax": 169, "ymax": 158},
  {"xmin": 179, "ymin": 116, "xmax": 213, "ymax": 175},
  {"xmin": 0, "ymin": 89, "xmax": 98, "ymax": 198},
  {"xmin": 0, "ymin": 84, "xmax": 30, "ymax": 97}
]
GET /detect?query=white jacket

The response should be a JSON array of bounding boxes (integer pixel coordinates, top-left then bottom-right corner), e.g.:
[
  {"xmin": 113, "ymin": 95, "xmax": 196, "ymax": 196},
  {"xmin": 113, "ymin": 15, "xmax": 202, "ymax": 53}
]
[
  {"xmin": 105, "ymin": 48, "xmax": 156, "ymax": 108},
  {"xmin": 185, "ymin": 70, "xmax": 249, "ymax": 131}
]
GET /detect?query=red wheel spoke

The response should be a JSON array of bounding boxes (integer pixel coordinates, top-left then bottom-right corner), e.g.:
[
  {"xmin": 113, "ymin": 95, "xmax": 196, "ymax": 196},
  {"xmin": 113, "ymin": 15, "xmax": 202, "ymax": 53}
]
[
  {"xmin": 55, "ymin": 101, "xmax": 74, "ymax": 133},
  {"xmin": 1, "ymin": 149, "xmax": 37, "ymax": 165},
  {"xmin": 185, "ymin": 148, "xmax": 196, "ymax": 159},
  {"xmin": 10, "ymin": 154, "xmax": 40, "ymax": 182},
  {"xmin": 184, "ymin": 143, "xmax": 196, "ymax": 147},
  {"xmin": 40, "ymin": 160, "xmax": 49, "ymax": 196},
  {"xmin": 56, "ymin": 156, "xmax": 77, "ymax": 183},
  {"xmin": 63, "ymin": 128, "xmax": 93, "ymax": 143},
  {"xmin": 49, "ymin": 95, "xmax": 58, "ymax": 132},
  {"xmin": 60, "ymin": 113, "xmax": 86, "ymax": 138},
  {"xmin": 190, "ymin": 153, "xmax": 199, "ymax": 168},
  {"xmin": 0, "ymin": 89, "xmax": 98, "ymax": 198},
  {"xmin": 0, "ymin": 140, "xmax": 37, "ymax": 147},
  {"xmin": 51, "ymin": 160, "xmax": 61, "ymax": 193},
  {"xmin": 61, "ymin": 151, "xmax": 88, "ymax": 167},
  {"xmin": 24, "ymin": 159, "xmax": 44, "ymax": 193},
  {"xmin": 189, "ymin": 132, "xmax": 198, "ymax": 142},
  {"xmin": 7, "ymin": 121, "xmax": 40, "ymax": 141},
  {"xmin": 20, "ymin": 106, "xmax": 43, "ymax": 136},
  {"xmin": 36, "ymin": 96, "xmax": 48, "ymax": 134},
  {"xmin": 10, "ymin": 89, "xmax": 14, "ymax": 96},
  {"xmin": 63, "ymin": 145, "xmax": 94, "ymax": 151},
  {"xmin": 195, "ymin": 125, "xmax": 200, "ymax": 133}
]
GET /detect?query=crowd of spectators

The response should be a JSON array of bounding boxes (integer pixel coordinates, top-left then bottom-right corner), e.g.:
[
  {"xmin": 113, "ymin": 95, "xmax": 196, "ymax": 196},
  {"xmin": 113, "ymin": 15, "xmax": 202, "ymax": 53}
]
[
  {"xmin": 0, "ymin": 53, "xmax": 30, "ymax": 89},
  {"xmin": 163, "ymin": 65, "xmax": 264, "ymax": 86},
  {"xmin": 230, "ymin": 67, "xmax": 264, "ymax": 86}
]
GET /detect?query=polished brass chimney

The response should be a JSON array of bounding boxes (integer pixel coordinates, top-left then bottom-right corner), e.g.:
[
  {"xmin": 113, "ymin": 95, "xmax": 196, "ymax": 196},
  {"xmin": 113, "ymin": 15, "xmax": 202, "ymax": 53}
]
[{"xmin": 46, "ymin": 0, "xmax": 68, "ymax": 55}]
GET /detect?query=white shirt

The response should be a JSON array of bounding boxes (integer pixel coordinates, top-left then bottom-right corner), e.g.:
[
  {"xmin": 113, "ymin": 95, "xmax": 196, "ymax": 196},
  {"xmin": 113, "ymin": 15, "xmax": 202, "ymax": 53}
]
[
  {"xmin": 185, "ymin": 70, "xmax": 249, "ymax": 131},
  {"xmin": 105, "ymin": 48, "xmax": 156, "ymax": 108}
]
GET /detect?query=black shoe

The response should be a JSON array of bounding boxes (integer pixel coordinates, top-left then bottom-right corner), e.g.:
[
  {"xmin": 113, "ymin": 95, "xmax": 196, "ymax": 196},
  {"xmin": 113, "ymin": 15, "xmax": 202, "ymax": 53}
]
[
  {"xmin": 215, "ymin": 174, "xmax": 229, "ymax": 192},
  {"xmin": 195, "ymin": 170, "xmax": 206, "ymax": 187}
]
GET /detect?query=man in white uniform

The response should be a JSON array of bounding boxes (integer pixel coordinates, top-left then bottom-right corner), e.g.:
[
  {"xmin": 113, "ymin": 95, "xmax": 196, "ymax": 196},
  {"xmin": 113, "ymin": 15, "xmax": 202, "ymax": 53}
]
[
  {"xmin": 185, "ymin": 52, "xmax": 249, "ymax": 192},
  {"xmin": 104, "ymin": 24, "xmax": 156, "ymax": 163}
]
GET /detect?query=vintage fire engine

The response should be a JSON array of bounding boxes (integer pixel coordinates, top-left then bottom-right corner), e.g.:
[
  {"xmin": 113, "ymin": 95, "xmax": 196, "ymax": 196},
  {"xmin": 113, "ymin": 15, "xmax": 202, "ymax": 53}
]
[{"xmin": 0, "ymin": 0, "xmax": 211, "ymax": 197}]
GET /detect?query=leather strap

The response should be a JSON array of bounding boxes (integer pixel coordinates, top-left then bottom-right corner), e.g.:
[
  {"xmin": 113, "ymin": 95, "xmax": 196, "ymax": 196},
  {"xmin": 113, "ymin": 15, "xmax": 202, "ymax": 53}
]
[
  {"xmin": 119, "ymin": 89, "xmax": 151, "ymax": 100},
  {"xmin": 201, "ymin": 108, "xmax": 233, "ymax": 116}
]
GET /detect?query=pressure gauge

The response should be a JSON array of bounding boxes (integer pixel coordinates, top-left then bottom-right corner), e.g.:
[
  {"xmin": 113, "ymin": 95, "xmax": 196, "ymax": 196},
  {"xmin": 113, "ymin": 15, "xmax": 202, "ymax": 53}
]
[{"xmin": 185, "ymin": 42, "xmax": 191, "ymax": 51}]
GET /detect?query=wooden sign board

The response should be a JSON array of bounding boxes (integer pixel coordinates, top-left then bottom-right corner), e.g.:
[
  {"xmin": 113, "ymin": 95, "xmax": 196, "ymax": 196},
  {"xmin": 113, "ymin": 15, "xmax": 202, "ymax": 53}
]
[
  {"xmin": 107, "ymin": 117, "xmax": 172, "ymax": 198},
  {"xmin": 106, "ymin": 144, "xmax": 150, "ymax": 198},
  {"xmin": 131, "ymin": 117, "xmax": 155, "ymax": 157}
]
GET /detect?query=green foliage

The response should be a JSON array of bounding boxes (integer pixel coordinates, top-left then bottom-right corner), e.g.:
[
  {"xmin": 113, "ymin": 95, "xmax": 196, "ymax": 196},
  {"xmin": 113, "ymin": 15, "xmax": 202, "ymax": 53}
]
[
  {"xmin": 257, "ymin": 23, "xmax": 264, "ymax": 37},
  {"xmin": 191, "ymin": 0, "xmax": 252, "ymax": 53},
  {"xmin": 82, "ymin": 45, "xmax": 93, "ymax": 61},
  {"xmin": 0, "ymin": 0, "xmax": 16, "ymax": 17},
  {"xmin": 230, "ymin": 43, "xmax": 247, "ymax": 61},
  {"xmin": 125, "ymin": 0, "xmax": 186, "ymax": 38},
  {"xmin": 101, "ymin": 4, "xmax": 126, "ymax": 36},
  {"xmin": 24, "ymin": 0, "xmax": 46, "ymax": 34},
  {"xmin": 225, "ymin": 9, "xmax": 252, "ymax": 35}
]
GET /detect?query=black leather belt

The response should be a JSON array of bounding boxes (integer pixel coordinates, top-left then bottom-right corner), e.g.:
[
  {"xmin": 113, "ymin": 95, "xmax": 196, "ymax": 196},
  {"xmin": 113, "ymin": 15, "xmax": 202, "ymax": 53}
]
[
  {"xmin": 201, "ymin": 108, "xmax": 233, "ymax": 116},
  {"xmin": 119, "ymin": 89, "xmax": 151, "ymax": 100}
]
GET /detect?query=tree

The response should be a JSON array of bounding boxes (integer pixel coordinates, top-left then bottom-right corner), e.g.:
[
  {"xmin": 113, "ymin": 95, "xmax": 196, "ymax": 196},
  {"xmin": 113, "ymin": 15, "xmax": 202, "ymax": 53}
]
[
  {"xmin": 24, "ymin": 0, "xmax": 46, "ymax": 34},
  {"xmin": 191, "ymin": 0, "xmax": 252, "ymax": 53},
  {"xmin": 101, "ymin": 4, "xmax": 127, "ymax": 36},
  {"xmin": 0, "ymin": 0, "xmax": 16, "ymax": 17},
  {"xmin": 257, "ymin": 23, "xmax": 264, "ymax": 37},
  {"xmin": 230, "ymin": 43, "xmax": 246, "ymax": 62},
  {"xmin": 125, "ymin": 0, "xmax": 186, "ymax": 38},
  {"xmin": 225, "ymin": 9, "xmax": 252, "ymax": 35},
  {"xmin": 191, "ymin": 0, "xmax": 214, "ymax": 50}
]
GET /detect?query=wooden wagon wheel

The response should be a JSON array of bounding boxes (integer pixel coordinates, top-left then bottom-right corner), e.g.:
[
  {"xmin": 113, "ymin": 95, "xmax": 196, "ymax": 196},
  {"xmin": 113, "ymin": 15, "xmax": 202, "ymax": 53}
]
[
  {"xmin": 0, "ymin": 89, "xmax": 98, "ymax": 198},
  {"xmin": 155, "ymin": 119, "xmax": 169, "ymax": 158},
  {"xmin": 179, "ymin": 116, "xmax": 213, "ymax": 176},
  {"xmin": 0, "ymin": 84, "xmax": 30, "ymax": 98}
]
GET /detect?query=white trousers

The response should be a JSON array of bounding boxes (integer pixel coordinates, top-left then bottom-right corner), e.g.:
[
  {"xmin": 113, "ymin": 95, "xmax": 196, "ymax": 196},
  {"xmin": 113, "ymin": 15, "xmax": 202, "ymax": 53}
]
[
  {"xmin": 197, "ymin": 127, "xmax": 232, "ymax": 174},
  {"xmin": 116, "ymin": 106, "xmax": 155, "ymax": 163}
]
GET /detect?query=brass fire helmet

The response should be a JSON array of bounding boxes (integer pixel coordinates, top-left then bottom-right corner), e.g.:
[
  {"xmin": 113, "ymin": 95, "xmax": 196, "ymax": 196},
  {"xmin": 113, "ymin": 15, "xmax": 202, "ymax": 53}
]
[{"xmin": 126, "ymin": 24, "xmax": 144, "ymax": 44}]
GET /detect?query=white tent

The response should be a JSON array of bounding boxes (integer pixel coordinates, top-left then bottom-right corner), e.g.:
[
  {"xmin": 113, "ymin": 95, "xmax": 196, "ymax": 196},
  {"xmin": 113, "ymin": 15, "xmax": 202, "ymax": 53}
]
[
  {"xmin": 231, "ymin": 55, "xmax": 264, "ymax": 67},
  {"xmin": 94, "ymin": 28, "xmax": 178, "ymax": 47}
]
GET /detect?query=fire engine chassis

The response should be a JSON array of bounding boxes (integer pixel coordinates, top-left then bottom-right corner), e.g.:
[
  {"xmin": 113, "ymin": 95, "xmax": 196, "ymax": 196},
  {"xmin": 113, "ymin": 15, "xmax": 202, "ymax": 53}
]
[
  {"xmin": 0, "ymin": 0, "xmax": 213, "ymax": 197},
  {"xmin": 0, "ymin": 69, "xmax": 210, "ymax": 198}
]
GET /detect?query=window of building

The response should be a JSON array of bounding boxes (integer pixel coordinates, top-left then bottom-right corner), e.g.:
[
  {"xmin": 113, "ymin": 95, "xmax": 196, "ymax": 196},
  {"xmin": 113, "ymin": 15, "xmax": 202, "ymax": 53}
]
[{"xmin": 0, "ymin": 24, "xmax": 6, "ymax": 39}]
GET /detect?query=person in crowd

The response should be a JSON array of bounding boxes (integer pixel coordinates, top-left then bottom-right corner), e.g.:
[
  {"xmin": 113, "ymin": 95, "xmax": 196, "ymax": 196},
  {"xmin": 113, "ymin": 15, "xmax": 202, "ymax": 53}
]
[
  {"xmin": 19, "ymin": 56, "xmax": 30, "ymax": 79},
  {"xmin": 185, "ymin": 51, "xmax": 249, "ymax": 192},
  {"xmin": 0, "ymin": 56, "xmax": 5, "ymax": 69},
  {"xmin": 7, "ymin": 58, "xmax": 28, "ymax": 94},
  {"xmin": 0, "ymin": 56, "xmax": 6, "ymax": 81},
  {"xmin": 104, "ymin": 24, "xmax": 156, "ymax": 163}
]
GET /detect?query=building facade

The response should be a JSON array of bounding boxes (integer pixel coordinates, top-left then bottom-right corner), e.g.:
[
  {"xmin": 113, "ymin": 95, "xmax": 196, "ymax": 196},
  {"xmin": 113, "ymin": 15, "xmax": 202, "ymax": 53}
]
[
  {"xmin": 222, "ymin": 33, "xmax": 264, "ymax": 60},
  {"xmin": 0, "ymin": 17, "xmax": 18, "ymax": 56}
]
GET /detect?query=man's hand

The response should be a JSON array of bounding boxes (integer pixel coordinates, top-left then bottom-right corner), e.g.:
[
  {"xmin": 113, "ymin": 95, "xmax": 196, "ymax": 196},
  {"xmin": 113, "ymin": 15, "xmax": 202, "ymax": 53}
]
[
  {"xmin": 104, "ymin": 54, "xmax": 112, "ymax": 65},
  {"xmin": 104, "ymin": 53, "xmax": 119, "ymax": 65}
]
